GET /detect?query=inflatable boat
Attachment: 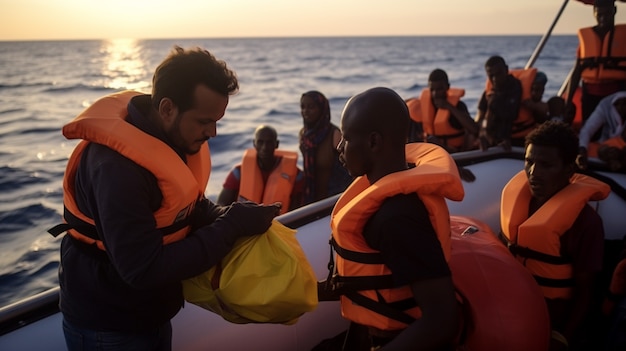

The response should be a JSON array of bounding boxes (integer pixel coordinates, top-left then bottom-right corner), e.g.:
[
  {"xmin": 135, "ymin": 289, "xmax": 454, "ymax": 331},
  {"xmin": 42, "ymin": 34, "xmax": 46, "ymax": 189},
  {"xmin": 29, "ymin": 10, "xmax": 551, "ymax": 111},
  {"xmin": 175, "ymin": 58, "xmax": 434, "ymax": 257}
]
[
  {"xmin": 2, "ymin": 1, "xmax": 625, "ymax": 349},
  {"xmin": 1, "ymin": 146, "xmax": 625, "ymax": 350}
]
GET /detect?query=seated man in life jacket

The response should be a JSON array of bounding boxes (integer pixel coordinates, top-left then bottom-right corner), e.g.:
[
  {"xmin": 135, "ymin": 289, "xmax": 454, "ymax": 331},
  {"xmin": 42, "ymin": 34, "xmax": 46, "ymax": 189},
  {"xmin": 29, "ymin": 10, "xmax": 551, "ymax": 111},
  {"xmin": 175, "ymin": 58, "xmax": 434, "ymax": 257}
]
[
  {"xmin": 318, "ymin": 87, "xmax": 461, "ymax": 350},
  {"xmin": 576, "ymin": 91, "xmax": 626, "ymax": 170},
  {"xmin": 407, "ymin": 69, "xmax": 479, "ymax": 153},
  {"xmin": 522, "ymin": 71, "xmax": 550, "ymax": 125},
  {"xmin": 217, "ymin": 124, "xmax": 305, "ymax": 214},
  {"xmin": 475, "ymin": 56, "xmax": 523, "ymax": 151},
  {"xmin": 500, "ymin": 121, "xmax": 609, "ymax": 351},
  {"xmin": 565, "ymin": 0, "xmax": 626, "ymax": 125}
]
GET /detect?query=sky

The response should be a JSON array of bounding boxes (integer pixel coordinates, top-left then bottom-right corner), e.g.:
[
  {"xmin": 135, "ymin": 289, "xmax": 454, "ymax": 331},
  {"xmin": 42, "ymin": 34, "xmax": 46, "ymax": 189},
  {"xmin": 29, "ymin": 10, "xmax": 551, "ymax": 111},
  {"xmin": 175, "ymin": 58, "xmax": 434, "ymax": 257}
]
[{"xmin": 1, "ymin": 0, "xmax": 626, "ymax": 41}]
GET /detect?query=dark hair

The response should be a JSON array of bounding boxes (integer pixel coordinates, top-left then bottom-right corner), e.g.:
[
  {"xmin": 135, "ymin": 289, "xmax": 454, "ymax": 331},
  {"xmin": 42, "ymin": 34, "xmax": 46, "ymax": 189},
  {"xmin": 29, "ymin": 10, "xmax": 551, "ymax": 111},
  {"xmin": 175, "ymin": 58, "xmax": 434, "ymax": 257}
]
[
  {"xmin": 428, "ymin": 69, "xmax": 449, "ymax": 84},
  {"xmin": 485, "ymin": 55, "xmax": 507, "ymax": 68},
  {"xmin": 525, "ymin": 121, "xmax": 579, "ymax": 164},
  {"xmin": 594, "ymin": 0, "xmax": 615, "ymax": 8},
  {"xmin": 152, "ymin": 46, "xmax": 239, "ymax": 112},
  {"xmin": 547, "ymin": 96, "xmax": 565, "ymax": 111},
  {"xmin": 301, "ymin": 90, "xmax": 331, "ymax": 122}
]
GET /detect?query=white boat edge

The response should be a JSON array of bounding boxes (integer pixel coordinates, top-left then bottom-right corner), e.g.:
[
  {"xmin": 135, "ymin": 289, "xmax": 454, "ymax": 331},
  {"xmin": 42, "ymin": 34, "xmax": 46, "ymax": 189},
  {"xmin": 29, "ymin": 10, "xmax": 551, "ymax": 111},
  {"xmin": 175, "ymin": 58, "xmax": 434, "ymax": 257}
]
[{"xmin": 1, "ymin": 146, "xmax": 625, "ymax": 350}]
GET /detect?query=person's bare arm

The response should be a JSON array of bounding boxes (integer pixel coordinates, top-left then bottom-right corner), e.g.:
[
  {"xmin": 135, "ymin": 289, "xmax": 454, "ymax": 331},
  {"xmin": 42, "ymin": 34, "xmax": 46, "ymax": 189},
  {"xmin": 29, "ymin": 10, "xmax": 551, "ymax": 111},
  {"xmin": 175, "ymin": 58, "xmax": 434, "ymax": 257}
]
[
  {"xmin": 436, "ymin": 100, "xmax": 479, "ymax": 136},
  {"xmin": 216, "ymin": 187, "xmax": 238, "ymax": 206},
  {"xmin": 522, "ymin": 99, "xmax": 549, "ymax": 124},
  {"xmin": 380, "ymin": 276, "xmax": 458, "ymax": 350}
]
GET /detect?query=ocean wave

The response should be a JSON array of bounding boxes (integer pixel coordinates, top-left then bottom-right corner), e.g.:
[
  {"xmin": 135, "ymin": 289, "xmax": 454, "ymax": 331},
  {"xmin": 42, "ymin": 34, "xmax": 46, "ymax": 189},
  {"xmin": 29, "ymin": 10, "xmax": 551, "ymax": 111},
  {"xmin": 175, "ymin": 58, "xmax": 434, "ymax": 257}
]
[
  {"xmin": 43, "ymin": 84, "xmax": 117, "ymax": 94},
  {"xmin": 0, "ymin": 82, "xmax": 53, "ymax": 90}
]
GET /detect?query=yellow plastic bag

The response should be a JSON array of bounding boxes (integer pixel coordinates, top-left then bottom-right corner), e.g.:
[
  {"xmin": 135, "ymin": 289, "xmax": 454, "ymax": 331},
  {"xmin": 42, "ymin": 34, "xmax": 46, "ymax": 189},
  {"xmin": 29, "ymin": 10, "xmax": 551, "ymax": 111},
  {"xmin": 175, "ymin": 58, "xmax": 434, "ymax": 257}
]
[{"xmin": 182, "ymin": 220, "xmax": 318, "ymax": 324}]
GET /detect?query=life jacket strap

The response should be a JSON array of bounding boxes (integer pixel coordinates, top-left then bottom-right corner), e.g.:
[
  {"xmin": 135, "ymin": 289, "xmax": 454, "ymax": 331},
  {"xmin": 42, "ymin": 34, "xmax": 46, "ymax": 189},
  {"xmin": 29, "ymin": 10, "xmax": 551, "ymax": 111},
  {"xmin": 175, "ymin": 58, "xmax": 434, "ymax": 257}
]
[
  {"xmin": 48, "ymin": 206, "xmax": 189, "ymax": 240},
  {"xmin": 345, "ymin": 292, "xmax": 416, "ymax": 325},
  {"xmin": 432, "ymin": 131, "xmax": 465, "ymax": 141},
  {"xmin": 533, "ymin": 275, "xmax": 575, "ymax": 288},
  {"xmin": 578, "ymin": 56, "xmax": 626, "ymax": 71},
  {"xmin": 331, "ymin": 274, "xmax": 396, "ymax": 293},
  {"xmin": 508, "ymin": 244, "xmax": 571, "ymax": 265},
  {"xmin": 330, "ymin": 236, "xmax": 385, "ymax": 264}
]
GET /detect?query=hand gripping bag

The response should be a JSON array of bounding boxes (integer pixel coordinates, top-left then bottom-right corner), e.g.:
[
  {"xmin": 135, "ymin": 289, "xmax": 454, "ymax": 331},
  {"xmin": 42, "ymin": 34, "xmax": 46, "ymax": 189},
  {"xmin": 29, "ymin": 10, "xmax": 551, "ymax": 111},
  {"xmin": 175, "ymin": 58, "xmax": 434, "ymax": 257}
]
[{"xmin": 182, "ymin": 220, "xmax": 318, "ymax": 324}]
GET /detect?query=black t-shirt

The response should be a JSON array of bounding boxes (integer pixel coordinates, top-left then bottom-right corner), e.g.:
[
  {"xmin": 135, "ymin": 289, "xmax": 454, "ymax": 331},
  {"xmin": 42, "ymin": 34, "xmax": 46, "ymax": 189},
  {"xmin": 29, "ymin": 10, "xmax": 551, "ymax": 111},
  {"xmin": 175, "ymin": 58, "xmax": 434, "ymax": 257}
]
[
  {"xmin": 478, "ymin": 74, "xmax": 522, "ymax": 141},
  {"xmin": 362, "ymin": 193, "xmax": 451, "ymax": 286}
]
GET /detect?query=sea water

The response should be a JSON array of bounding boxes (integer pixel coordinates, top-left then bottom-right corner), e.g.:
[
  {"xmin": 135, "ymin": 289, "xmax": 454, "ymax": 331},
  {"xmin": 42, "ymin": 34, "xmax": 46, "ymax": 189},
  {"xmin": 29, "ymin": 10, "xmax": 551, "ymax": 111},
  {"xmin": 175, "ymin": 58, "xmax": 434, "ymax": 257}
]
[{"xmin": 0, "ymin": 35, "xmax": 578, "ymax": 307}]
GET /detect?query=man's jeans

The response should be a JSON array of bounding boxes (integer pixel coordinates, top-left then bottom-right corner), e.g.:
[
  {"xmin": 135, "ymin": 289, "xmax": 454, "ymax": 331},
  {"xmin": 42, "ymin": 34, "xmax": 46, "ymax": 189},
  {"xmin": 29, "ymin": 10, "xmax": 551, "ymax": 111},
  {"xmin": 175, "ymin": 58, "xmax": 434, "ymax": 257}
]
[{"xmin": 63, "ymin": 318, "xmax": 172, "ymax": 351}]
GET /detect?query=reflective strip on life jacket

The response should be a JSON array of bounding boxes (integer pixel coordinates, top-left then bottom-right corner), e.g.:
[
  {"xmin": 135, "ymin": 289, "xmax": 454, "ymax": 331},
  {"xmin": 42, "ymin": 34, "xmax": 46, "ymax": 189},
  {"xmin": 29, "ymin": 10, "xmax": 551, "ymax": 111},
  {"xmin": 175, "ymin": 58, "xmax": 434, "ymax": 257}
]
[
  {"xmin": 330, "ymin": 143, "xmax": 464, "ymax": 331},
  {"xmin": 239, "ymin": 148, "xmax": 298, "ymax": 215}
]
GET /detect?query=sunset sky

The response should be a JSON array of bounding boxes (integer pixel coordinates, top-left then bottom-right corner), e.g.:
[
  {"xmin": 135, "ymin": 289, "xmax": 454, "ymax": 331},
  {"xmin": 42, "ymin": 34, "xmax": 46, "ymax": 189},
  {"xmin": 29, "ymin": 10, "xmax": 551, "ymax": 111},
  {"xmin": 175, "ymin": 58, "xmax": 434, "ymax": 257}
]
[{"xmin": 1, "ymin": 0, "xmax": 625, "ymax": 41}]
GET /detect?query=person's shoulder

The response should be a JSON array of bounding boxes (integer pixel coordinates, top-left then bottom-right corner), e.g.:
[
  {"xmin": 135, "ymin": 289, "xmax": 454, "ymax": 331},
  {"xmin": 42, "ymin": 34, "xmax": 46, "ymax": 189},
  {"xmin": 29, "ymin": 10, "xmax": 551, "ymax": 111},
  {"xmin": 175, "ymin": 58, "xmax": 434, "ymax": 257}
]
[
  {"xmin": 577, "ymin": 203, "xmax": 603, "ymax": 225},
  {"xmin": 86, "ymin": 143, "xmax": 141, "ymax": 171},
  {"xmin": 456, "ymin": 100, "xmax": 469, "ymax": 110},
  {"xmin": 226, "ymin": 164, "xmax": 242, "ymax": 180}
]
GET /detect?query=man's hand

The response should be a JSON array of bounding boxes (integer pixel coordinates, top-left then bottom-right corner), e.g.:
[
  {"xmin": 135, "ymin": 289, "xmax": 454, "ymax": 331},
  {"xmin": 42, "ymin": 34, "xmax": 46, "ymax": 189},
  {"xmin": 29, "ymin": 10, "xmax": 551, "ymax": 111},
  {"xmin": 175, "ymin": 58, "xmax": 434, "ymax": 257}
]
[
  {"xmin": 497, "ymin": 139, "xmax": 512, "ymax": 152},
  {"xmin": 221, "ymin": 201, "xmax": 281, "ymax": 237}
]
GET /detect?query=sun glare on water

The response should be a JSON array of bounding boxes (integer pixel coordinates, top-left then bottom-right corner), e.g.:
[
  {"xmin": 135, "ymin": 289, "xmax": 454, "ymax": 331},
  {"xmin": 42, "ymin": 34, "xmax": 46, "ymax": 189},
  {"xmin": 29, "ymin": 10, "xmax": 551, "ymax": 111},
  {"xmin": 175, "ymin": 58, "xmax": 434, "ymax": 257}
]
[{"xmin": 100, "ymin": 38, "xmax": 151, "ymax": 91}]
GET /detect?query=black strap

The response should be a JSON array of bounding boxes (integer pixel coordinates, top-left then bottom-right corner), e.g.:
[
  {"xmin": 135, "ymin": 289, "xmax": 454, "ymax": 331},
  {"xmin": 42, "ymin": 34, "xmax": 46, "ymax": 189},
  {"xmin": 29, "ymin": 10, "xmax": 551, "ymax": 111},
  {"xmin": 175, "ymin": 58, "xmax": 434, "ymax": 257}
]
[
  {"xmin": 331, "ymin": 274, "xmax": 396, "ymax": 293},
  {"xmin": 533, "ymin": 275, "xmax": 575, "ymax": 288},
  {"xmin": 509, "ymin": 245, "xmax": 571, "ymax": 265},
  {"xmin": 345, "ymin": 292, "xmax": 416, "ymax": 325},
  {"xmin": 48, "ymin": 206, "xmax": 187, "ymax": 240},
  {"xmin": 47, "ymin": 207, "xmax": 99, "ymax": 239},
  {"xmin": 330, "ymin": 237, "xmax": 385, "ymax": 264},
  {"xmin": 578, "ymin": 56, "xmax": 626, "ymax": 71},
  {"xmin": 435, "ymin": 131, "xmax": 465, "ymax": 141}
]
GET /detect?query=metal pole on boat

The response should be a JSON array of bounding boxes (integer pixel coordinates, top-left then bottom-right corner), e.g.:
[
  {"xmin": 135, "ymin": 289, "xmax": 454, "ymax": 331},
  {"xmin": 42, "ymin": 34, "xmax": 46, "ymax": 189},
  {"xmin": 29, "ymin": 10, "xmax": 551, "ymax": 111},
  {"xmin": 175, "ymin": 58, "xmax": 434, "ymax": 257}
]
[
  {"xmin": 558, "ymin": 66, "xmax": 576, "ymax": 96},
  {"xmin": 525, "ymin": 0, "xmax": 570, "ymax": 69}
]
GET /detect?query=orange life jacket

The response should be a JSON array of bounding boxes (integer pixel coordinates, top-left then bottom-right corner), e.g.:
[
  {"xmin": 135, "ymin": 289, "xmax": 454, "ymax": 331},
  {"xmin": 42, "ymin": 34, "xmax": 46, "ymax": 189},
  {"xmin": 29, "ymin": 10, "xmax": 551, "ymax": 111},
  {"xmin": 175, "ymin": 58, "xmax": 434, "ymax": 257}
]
[
  {"xmin": 578, "ymin": 24, "xmax": 626, "ymax": 83},
  {"xmin": 420, "ymin": 88, "xmax": 466, "ymax": 149},
  {"xmin": 500, "ymin": 171, "xmax": 609, "ymax": 299},
  {"xmin": 485, "ymin": 68, "xmax": 537, "ymax": 139},
  {"xmin": 407, "ymin": 98, "xmax": 422, "ymax": 124},
  {"xmin": 239, "ymin": 148, "xmax": 298, "ymax": 215},
  {"xmin": 587, "ymin": 136, "xmax": 626, "ymax": 158},
  {"xmin": 330, "ymin": 143, "xmax": 464, "ymax": 331},
  {"xmin": 57, "ymin": 90, "xmax": 211, "ymax": 250}
]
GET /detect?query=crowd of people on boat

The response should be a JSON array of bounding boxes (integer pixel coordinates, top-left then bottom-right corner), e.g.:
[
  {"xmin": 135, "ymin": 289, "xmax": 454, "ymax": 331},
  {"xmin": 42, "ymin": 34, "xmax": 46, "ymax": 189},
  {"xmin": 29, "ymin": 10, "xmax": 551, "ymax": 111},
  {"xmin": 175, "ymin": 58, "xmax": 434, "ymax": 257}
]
[{"xmin": 49, "ymin": 0, "xmax": 626, "ymax": 351}]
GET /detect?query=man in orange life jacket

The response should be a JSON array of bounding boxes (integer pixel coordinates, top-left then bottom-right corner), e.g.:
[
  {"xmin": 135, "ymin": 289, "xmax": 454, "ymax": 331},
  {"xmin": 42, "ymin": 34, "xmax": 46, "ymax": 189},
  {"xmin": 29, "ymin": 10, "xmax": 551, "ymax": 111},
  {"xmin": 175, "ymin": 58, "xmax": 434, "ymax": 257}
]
[
  {"xmin": 408, "ymin": 69, "xmax": 479, "ymax": 153},
  {"xmin": 318, "ymin": 87, "xmax": 459, "ymax": 350},
  {"xmin": 217, "ymin": 124, "xmax": 305, "ymax": 213},
  {"xmin": 522, "ymin": 71, "xmax": 550, "ymax": 124},
  {"xmin": 500, "ymin": 121, "xmax": 608, "ymax": 351},
  {"xmin": 565, "ymin": 0, "xmax": 626, "ymax": 125},
  {"xmin": 54, "ymin": 46, "xmax": 280, "ymax": 351}
]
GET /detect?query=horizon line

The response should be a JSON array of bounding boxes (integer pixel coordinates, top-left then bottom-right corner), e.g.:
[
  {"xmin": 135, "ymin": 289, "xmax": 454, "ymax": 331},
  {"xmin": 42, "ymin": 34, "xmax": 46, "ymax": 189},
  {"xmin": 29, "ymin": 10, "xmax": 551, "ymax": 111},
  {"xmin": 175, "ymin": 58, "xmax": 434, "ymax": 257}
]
[{"xmin": 0, "ymin": 33, "xmax": 578, "ymax": 43}]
